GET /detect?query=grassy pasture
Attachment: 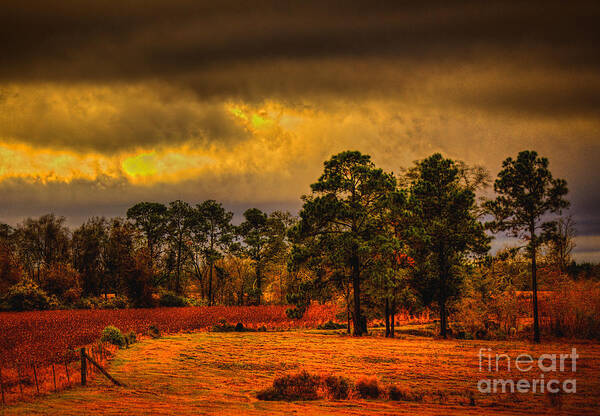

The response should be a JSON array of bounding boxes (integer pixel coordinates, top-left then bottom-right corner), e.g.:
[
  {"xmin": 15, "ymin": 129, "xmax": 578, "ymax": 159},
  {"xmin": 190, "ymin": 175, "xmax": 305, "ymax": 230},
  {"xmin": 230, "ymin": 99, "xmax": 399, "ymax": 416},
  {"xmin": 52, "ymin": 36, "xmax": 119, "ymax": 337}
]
[{"xmin": 4, "ymin": 329, "xmax": 600, "ymax": 415}]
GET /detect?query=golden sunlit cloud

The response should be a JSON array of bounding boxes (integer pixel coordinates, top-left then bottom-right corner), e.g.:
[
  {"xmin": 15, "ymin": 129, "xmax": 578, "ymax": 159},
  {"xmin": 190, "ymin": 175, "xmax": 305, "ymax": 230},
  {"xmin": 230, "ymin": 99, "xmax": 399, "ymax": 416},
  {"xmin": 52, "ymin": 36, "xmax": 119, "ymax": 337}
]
[
  {"xmin": 0, "ymin": 142, "xmax": 219, "ymax": 185},
  {"xmin": 0, "ymin": 142, "xmax": 120, "ymax": 183},
  {"xmin": 0, "ymin": 101, "xmax": 310, "ymax": 186},
  {"xmin": 122, "ymin": 152, "xmax": 159, "ymax": 177}
]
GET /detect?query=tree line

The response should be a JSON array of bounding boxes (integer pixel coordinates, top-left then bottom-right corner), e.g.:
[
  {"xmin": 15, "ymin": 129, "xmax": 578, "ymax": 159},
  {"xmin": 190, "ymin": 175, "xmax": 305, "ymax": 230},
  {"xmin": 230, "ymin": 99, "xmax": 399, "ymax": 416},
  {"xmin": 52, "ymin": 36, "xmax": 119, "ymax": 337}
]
[{"xmin": 0, "ymin": 150, "xmax": 572, "ymax": 342}]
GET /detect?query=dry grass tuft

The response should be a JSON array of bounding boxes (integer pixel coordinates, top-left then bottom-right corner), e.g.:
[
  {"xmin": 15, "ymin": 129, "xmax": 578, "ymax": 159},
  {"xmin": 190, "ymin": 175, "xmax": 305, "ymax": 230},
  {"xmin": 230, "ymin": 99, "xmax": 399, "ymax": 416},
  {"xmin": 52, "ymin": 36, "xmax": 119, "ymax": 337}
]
[
  {"xmin": 256, "ymin": 370, "xmax": 321, "ymax": 401},
  {"xmin": 355, "ymin": 376, "xmax": 382, "ymax": 399},
  {"xmin": 387, "ymin": 384, "xmax": 423, "ymax": 402},
  {"xmin": 322, "ymin": 374, "xmax": 351, "ymax": 400}
]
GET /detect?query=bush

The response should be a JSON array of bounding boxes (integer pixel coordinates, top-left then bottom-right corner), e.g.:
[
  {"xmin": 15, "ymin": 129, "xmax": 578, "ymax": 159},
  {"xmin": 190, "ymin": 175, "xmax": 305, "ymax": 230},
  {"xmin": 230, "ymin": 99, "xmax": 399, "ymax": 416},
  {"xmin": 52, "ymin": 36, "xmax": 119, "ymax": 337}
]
[
  {"xmin": 101, "ymin": 325, "xmax": 126, "ymax": 348},
  {"xmin": 100, "ymin": 296, "xmax": 130, "ymax": 309},
  {"xmin": 545, "ymin": 280, "xmax": 600, "ymax": 339},
  {"xmin": 73, "ymin": 297, "xmax": 94, "ymax": 309},
  {"xmin": 187, "ymin": 297, "xmax": 207, "ymax": 307},
  {"xmin": 149, "ymin": 325, "xmax": 161, "ymax": 338},
  {"xmin": 211, "ymin": 319, "xmax": 236, "ymax": 332},
  {"xmin": 258, "ymin": 325, "xmax": 267, "ymax": 332},
  {"xmin": 40, "ymin": 263, "xmax": 82, "ymax": 299},
  {"xmin": 317, "ymin": 320, "xmax": 346, "ymax": 330},
  {"xmin": 388, "ymin": 385, "xmax": 423, "ymax": 401},
  {"xmin": 2, "ymin": 280, "xmax": 53, "ymax": 311},
  {"xmin": 285, "ymin": 307, "xmax": 305, "ymax": 319},
  {"xmin": 126, "ymin": 331, "xmax": 137, "ymax": 344},
  {"xmin": 235, "ymin": 322, "xmax": 245, "ymax": 332},
  {"xmin": 323, "ymin": 375, "xmax": 350, "ymax": 400},
  {"xmin": 355, "ymin": 377, "xmax": 382, "ymax": 399},
  {"xmin": 257, "ymin": 371, "xmax": 321, "ymax": 401},
  {"xmin": 159, "ymin": 290, "xmax": 189, "ymax": 307},
  {"xmin": 63, "ymin": 287, "xmax": 83, "ymax": 305},
  {"xmin": 0, "ymin": 243, "xmax": 23, "ymax": 293}
]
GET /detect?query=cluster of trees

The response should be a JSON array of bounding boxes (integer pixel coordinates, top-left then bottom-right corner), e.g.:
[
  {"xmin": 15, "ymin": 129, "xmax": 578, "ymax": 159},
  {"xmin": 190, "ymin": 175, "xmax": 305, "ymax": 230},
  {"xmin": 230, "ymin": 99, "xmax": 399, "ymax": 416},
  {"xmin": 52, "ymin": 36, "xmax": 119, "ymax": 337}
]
[
  {"xmin": 0, "ymin": 202, "xmax": 293, "ymax": 310},
  {"xmin": 288, "ymin": 150, "xmax": 569, "ymax": 341},
  {"xmin": 0, "ymin": 149, "xmax": 575, "ymax": 342}
]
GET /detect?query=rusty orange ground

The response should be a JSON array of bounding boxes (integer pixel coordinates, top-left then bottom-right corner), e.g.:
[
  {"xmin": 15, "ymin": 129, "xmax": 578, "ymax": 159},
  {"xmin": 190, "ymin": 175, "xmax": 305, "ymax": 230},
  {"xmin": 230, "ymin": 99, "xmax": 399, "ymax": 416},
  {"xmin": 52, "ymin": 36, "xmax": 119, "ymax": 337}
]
[{"xmin": 3, "ymin": 328, "xmax": 600, "ymax": 415}]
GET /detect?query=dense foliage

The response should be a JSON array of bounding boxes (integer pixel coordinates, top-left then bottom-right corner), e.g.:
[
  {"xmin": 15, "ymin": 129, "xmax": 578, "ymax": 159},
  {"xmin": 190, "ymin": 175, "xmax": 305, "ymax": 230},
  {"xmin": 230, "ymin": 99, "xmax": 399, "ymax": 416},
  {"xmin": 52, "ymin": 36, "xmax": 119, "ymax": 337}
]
[{"xmin": 1, "ymin": 149, "xmax": 591, "ymax": 342}]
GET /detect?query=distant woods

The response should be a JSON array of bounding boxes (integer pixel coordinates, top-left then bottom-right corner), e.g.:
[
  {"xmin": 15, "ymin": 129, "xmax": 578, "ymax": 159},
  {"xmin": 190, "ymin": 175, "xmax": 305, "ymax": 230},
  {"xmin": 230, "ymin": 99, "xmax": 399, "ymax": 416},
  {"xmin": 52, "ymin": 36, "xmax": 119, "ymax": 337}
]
[{"xmin": 0, "ymin": 150, "xmax": 584, "ymax": 341}]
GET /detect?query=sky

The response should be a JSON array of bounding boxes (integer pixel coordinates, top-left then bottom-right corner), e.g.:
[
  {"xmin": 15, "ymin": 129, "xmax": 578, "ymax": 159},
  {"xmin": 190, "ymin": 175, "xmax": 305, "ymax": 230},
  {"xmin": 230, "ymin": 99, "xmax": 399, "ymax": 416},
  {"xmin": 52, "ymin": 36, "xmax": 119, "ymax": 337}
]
[{"xmin": 0, "ymin": 1, "xmax": 599, "ymax": 261}]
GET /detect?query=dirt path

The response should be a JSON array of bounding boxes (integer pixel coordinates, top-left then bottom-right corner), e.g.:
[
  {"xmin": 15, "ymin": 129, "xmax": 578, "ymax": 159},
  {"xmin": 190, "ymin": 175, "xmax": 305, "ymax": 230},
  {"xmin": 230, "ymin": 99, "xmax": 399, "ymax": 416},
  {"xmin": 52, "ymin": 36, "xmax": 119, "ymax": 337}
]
[{"xmin": 3, "ymin": 331, "xmax": 600, "ymax": 415}]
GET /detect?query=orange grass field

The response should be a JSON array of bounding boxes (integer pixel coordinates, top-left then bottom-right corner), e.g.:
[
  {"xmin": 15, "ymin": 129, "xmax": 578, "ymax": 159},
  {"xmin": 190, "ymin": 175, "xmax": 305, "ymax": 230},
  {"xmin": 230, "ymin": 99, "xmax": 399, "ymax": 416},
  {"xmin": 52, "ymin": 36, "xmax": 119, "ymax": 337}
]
[
  {"xmin": 0, "ymin": 304, "xmax": 338, "ymax": 367},
  {"xmin": 3, "ymin": 328, "xmax": 600, "ymax": 415}
]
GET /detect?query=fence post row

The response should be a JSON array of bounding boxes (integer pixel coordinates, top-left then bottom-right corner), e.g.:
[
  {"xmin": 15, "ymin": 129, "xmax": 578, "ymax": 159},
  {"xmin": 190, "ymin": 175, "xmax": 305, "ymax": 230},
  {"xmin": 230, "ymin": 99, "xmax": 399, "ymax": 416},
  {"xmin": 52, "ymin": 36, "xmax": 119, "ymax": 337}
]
[
  {"xmin": 17, "ymin": 365, "xmax": 23, "ymax": 398},
  {"xmin": 52, "ymin": 363, "xmax": 57, "ymax": 391},
  {"xmin": 0, "ymin": 366, "xmax": 5, "ymax": 406},
  {"xmin": 32, "ymin": 363, "xmax": 40, "ymax": 394},
  {"xmin": 80, "ymin": 347, "xmax": 124, "ymax": 387},
  {"xmin": 0, "ymin": 345, "xmax": 120, "ymax": 405},
  {"xmin": 80, "ymin": 348, "xmax": 87, "ymax": 386},
  {"xmin": 65, "ymin": 355, "xmax": 70, "ymax": 384}
]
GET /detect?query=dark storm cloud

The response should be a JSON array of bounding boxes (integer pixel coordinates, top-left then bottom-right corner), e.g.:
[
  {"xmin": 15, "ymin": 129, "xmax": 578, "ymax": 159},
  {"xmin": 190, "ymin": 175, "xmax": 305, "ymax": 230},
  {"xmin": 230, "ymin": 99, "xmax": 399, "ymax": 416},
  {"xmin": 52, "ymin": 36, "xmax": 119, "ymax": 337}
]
[
  {"xmin": 1, "ymin": 0, "xmax": 600, "ymax": 259},
  {"xmin": 1, "ymin": 1, "xmax": 599, "ymax": 103},
  {"xmin": 0, "ymin": 84, "xmax": 249, "ymax": 152}
]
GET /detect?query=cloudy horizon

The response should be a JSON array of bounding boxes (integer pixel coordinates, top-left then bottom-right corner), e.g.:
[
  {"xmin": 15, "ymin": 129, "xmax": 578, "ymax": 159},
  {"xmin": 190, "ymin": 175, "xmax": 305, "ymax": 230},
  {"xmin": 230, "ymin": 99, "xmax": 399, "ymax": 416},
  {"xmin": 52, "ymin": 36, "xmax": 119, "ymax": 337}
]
[{"xmin": 1, "ymin": 0, "xmax": 599, "ymax": 261}]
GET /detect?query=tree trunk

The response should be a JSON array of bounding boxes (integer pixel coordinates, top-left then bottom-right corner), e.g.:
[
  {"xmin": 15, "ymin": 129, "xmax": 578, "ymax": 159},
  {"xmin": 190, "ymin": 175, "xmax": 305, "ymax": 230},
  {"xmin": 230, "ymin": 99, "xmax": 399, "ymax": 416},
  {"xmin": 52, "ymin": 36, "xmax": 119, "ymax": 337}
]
[
  {"xmin": 148, "ymin": 241, "xmax": 154, "ymax": 268},
  {"xmin": 351, "ymin": 253, "xmax": 363, "ymax": 336},
  {"xmin": 256, "ymin": 261, "xmax": 262, "ymax": 305},
  {"xmin": 347, "ymin": 308, "xmax": 351, "ymax": 334},
  {"xmin": 440, "ymin": 300, "xmax": 447, "ymax": 338},
  {"xmin": 390, "ymin": 299, "xmax": 396, "ymax": 337},
  {"xmin": 384, "ymin": 298, "xmax": 390, "ymax": 337},
  {"xmin": 175, "ymin": 237, "xmax": 182, "ymax": 294},
  {"xmin": 531, "ymin": 228, "xmax": 541, "ymax": 343},
  {"xmin": 208, "ymin": 261, "xmax": 214, "ymax": 306}
]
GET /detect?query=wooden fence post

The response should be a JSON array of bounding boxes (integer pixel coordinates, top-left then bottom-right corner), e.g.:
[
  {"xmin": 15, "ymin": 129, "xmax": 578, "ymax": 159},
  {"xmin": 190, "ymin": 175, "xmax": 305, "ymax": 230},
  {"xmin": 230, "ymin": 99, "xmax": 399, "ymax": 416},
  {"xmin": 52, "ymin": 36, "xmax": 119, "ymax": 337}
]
[
  {"xmin": 88, "ymin": 347, "xmax": 93, "ymax": 376},
  {"xmin": 80, "ymin": 348, "xmax": 87, "ymax": 386},
  {"xmin": 52, "ymin": 364, "xmax": 57, "ymax": 391},
  {"xmin": 17, "ymin": 365, "xmax": 23, "ymax": 399},
  {"xmin": 32, "ymin": 363, "xmax": 40, "ymax": 394},
  {"xmin": 0, "ymin": 365, "xmax": 5, "ymax": 406},
  {"xmin": 82, "ymin": 350, "xmax": 125, "ymax": 387},
  {"xmin": 65, "ymin": 356, "xmax": 70, "ymax": 384}
]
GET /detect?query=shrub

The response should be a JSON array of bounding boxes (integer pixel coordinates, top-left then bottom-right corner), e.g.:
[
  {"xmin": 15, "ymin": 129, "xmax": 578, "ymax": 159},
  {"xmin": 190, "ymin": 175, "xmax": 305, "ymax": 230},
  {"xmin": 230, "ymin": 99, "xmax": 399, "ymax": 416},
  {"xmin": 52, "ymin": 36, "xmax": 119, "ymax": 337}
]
[
  {"xmin": 388, "ymin": 385, "xmax": 425, "ymax": 402},
  {"xmin": 256, "ymin": 387, "xmax": 281, "ymax": 401},
  {"xmin": 323, "ymin": 375, "xmax": 350, "ymax": 400},
  {"xmin": 355, "ymin": 376, "xmax": 381, "ymax": 399},
  {"xmin": 257, "ymin": 371, "xmax": 321, "ymax": 401},
  {"xmin": 452, "ymin": 286, "xmax": 526, "ymax": 340},
  {"xmin": 0, "ymin": 243, "xmax": 23, "ymax": 293},
  {"xmin": 100, "ymin": 296, "xmax": 130, "ymax": 309},
  {"xmin": 63, "ymin": 286, "xmax": 83, "ymax": 305},
  {"xmin": 3, "ymin": 280, "xmax": 52, "ymax": 311},
  {"xmin": 101, "ymin": 325, "xmax": 126, "ymax": 348},
  {"xmin": 73, "ymin": 297, "xmax": 94, "ymax": 309},
  {"xmin": 317, "ymin": 320, "xmax": 346, "ymax": 330},
  {"xmin": 149, "ymin": 325, "xmax": 161, "ymax": 338},
  {"xmin": 187, "ymin": 297, "xmax": 207, "ymax": 307},
  {"xmin": 159, "ymin": 290, "xmax": 189, "ymax": 307},
  {"xmin": 235, "ymin": 322, "xmax": 245, "ymax": 332},
  {"xmin": 211, "ymin": 319, "xmax": 236, "ymax": 332},
  {"xmin": 545, "ymin": 279, "xmax": 600, "ymax": 340},
  {"xmin": 285, "ymin": 282, "xmax": 310, "ymax": 318},
  {"xmin": 126, "ymin": 331, "xmax": 137, "ymax": 344},
  {"xmin": 285, "ymin": 307, "xmax": 305, "ymax": 319},
  {"xmin": 41, "ymin": 263, "xmax": 82, "ymax": 298},
  {"xmin": 258, "ymin": 325, "xmax": 267, "ymax": 332}
]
